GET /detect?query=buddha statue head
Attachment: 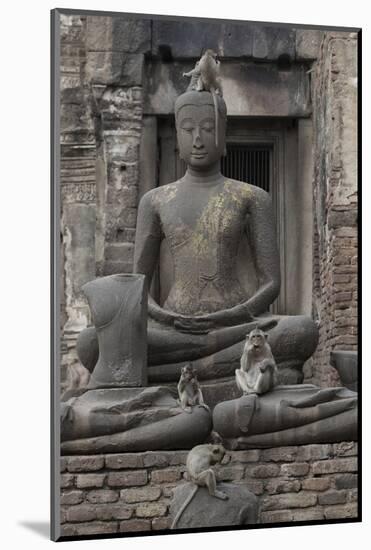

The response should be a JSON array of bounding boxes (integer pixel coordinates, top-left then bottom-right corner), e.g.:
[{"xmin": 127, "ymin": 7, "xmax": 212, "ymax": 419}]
[{"xmin": 174, "ymin": 91, "xmax": 227, "ymax": 171}]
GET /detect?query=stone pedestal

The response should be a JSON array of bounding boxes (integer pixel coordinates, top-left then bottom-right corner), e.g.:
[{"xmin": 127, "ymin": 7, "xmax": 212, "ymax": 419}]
[{"xmin": 170, "ymin": 482, "xmax": 258, "ymax": 529}]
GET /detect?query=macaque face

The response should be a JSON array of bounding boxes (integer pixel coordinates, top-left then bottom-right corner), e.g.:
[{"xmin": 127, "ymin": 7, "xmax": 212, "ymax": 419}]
[
  {"xmin": 210, "ymin": 445, "xmax": 225, "ymax": 464},
  {"xmin": 176, "ymin": 103, "xmax": 226, "ymax": 170},
  {"xmin": 249, "ymin": 330, "xmax": 266, "ymax": 349},
  {"xmin": 182, "ymin": 365, "xmax": 194, "ymax": 381}
]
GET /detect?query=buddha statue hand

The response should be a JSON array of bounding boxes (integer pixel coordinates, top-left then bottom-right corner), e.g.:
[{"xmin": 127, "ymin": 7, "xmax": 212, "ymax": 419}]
[
  {"xmin": 149, "ymin": 299, "xmax": 216, "ymax": 333},
  {"xmin": 191, "ymin": 303, "xmax": 255, "ymax": 327},
  {"xmin": 174, "ymin": 317, "xmax": 214, "ymax": 334}
]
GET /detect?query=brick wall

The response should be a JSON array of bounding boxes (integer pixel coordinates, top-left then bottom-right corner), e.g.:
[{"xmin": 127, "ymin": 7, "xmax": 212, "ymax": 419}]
[
  {"xmin": 309, "ymin": 32, "xmax": 358, "ymax": 387},
  {"xmin": 60, "ymin": 442, "xmax": 358, "ymax": 536}
]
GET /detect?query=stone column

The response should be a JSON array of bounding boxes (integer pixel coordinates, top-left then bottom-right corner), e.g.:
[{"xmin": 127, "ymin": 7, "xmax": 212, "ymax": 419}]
[
  {"xmin": 85, "ymin": 15, "xmax": 151, "ymax": 276},
  {"xmin": 60, "ymin": 14, "xmax": 97, "ymax": 383}
]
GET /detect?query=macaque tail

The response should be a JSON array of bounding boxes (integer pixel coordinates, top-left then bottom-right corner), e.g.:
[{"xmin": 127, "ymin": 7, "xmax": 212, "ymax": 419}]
[{"xmin": 171, "ymin": 484, "xmax": 198, "ymax": 529}]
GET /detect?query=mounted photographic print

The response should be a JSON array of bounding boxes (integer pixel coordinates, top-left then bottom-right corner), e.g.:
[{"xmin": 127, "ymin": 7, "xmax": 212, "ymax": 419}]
[{"xmin": 51, "ymin": 8, "xmax": 361, "ymax": 541}]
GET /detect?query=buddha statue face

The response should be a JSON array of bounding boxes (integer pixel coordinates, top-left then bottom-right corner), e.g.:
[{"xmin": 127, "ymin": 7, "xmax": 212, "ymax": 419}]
[{"xmin": 175, "ymin": 91, "xmax": 227, "ymax": 171}]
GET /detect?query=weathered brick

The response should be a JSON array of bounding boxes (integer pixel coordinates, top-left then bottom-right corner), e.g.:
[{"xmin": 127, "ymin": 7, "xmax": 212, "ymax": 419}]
[
  {"xmin": 105, "ymin": 242, "xmax": 135, "ymax": 262},
  {"xmin": 73, "ymin": 521, "xmax": 118, "ymax": 535},
  {"xmin": 296, "ymin": 444, "xmax": 332, "ymax": 461},
  {"xmin": 281, "ymin": 463, "xmax": 309, "ymax": 477},
  {"xmin": 60, "ymin": 474, "xmax": 75, "ymax": 489},
  {"xmin": 291, "ymin": 507, "xmax": 324, "ymax": 521},
  {"xmin": 260, "ymin": 510, "xmax": 293, "ymax": 523},
  {"xmin": 115, "ymin": 227, "xmax": 136, "ymax": 243},
  {"xmin": 162, "ymin": 485, "xmax": 177, "ymax": 498},
  {"xmin": 60, "ymin": 490, "xmax": 84, "ymax": 506},
  {"xmin": 261, "ymin": 447, "xmax": 298, "ymax": 463},
  {"xmin": 86, "ymin": 489, "xmax": 119, "ymax": 504},
  {"xmin": 60, "ymin": 524, "xmax": 77, "ymax": 536},
  {"xmin": 334, "ymin": 291, "xmax": 352, "ymax": 302},
  {"xmin": 67, "ymin": 456, "xmax": 104, "ymax": 473},
  {"xmin": 348, "ymin": 489, "xmax": 358, "ymax": 502},
  {"xmin": 152, "ymin": 517, "xmax": 171, "ymax": 530},
  {"xmin": 107, "ymin": 186, "xmax": 138, "ymax": 207},
  {"xmin": 230, "ymin": 450, "xmax": 260, "ymax": 463},
  {"xmin": 312, "ymin": 458, "xmax": 357, "ymax": 475},
  {"xmin": 75, "ymin": 474, "xmax": 106, "ymax": 489},
  {"xmin": 302, "ymin": 478, "xmax": 331, "ymax": 491},
  {"xmin": 121, "ymin": 207, "xmax": 137, "ymax": 228},
  {"xmin": 151, "ymin": 468, "xmax": 181, "ymax": 483},
  {"xmin": 261, "ymin": 492, "xmax": 317, "ymax": 511},
  {"xmin": 107, "ymin": 470, "xmax": 147, "ymax": 487},
  {"xmin": 334, "ymin": 474, "xmax": 358, "ymax": 490},
  {"xmin": 66, "ymin": 504, "xmax": 97, "ymax": 523},
  {"xmin": 265, "ymin": 479, "xmax": 301, "ymax": 495},
  {"xmin": 95, "ymin": 504, "xmax": 133, "ymax": 521},
  {"xmin": 333, "ymin": 442, "xmax": 357, "ymax": 457},
  {"xmin": 333, "ymin": 274, "xmax": 351, "ymax": 283},
  {"xmin": 105, "ymin": 453, "xmax": 144, "ymax": 469},
  {"xmin": 60, "ymin": 508, "xmax": 67, "ymax": 524},
  {"xmin": 318, "ymin": 490, "xmax": 347, "ymax": 505},
  {"xmin": 121, "ymin": 487, "xmax": 162, "ymax": 503},
  {"xmin": 103, "ymin": 260, "xmax": 133, "ymax": 275},
  {"xmin": 247, "ymin": 464, "xmax": 280, "ymax": 478},
  {"xmin": 333, "ymin": 265, "xmax": 357, "ymax": 275},
  {"xmin": 60, "ymin": 457, "xmax": 68, "ymax": 473},
  {"xmin": 119, "ymin": 519, "xmax": 151, "ymax": 532},
  {"xmin": 324, "ymin": 502, "xmax": 358, "ymax": 519},
  {"xmin": 217, "ymin": 465, "xmax": 244, "ymax": 481},
  {"xmin": 143, "ymin": 452, "xmax": 170, "ymax": 468},
  {"xmin": 169, "ymin": 452, "xmax": 188, "ymax": 466},
  {"xmin": 136, "ymin": 502, "xmax": 168, "ymax": 518}
]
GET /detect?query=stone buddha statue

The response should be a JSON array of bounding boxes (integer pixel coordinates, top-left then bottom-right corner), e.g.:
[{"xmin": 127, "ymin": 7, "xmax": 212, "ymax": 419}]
[
  {"xmin": 68, "ymin": 64, "xmax": 356, "ymax": 453},
  {"xmin": 133, "ymin": 89, "xmax": 318, "ymax": 386}
]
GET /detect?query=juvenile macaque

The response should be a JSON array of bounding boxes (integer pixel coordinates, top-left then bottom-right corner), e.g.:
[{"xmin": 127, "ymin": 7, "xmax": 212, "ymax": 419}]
[
  {"xmin": 235, "ymin": 327, "xmax": 278, "ymax": 395},
  {"xmin": 177, "ymin": 364, "xmax": 209, "ymax": 413},
  {"xmin": 171, "ymin": 435, "xmax": 228, "ymax": 528},
  {"xmin": 183, "ymin": 49, "xmax": 223, "ymax": 146}
]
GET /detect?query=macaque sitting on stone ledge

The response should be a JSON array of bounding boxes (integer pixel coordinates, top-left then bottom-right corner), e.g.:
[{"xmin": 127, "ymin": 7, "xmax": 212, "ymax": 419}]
[{"xmin": 235, "ymin": 327, "xmax": 278, "ymax": 396}]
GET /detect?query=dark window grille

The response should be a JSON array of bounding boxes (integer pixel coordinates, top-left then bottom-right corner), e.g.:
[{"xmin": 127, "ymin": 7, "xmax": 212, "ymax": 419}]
[{"xmin": 221, "ymin": 145, "xmax": 271, "ymax": 192}]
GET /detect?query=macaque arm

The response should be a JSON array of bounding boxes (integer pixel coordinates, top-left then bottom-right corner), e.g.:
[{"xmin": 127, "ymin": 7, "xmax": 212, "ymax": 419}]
[
  {"xmin": 177, "ymin": 379, "xmax": 185, "ymax": 395},
  {"xmin": 196, "ymin": 389, "xmax": 205, "ymax": 405},
  {"xmin": 240, "ymin": 349, "xmax": 250, "ymax": 372},
  {"xmin": 183, "ymin": 68, "xmax": 198, "ymax": 77}
]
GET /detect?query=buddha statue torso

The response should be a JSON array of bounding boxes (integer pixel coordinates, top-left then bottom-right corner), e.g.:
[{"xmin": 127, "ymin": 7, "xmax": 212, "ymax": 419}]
[{"xmin": 152, "ymin": 177, "xmax": 252, "ymax": 315}]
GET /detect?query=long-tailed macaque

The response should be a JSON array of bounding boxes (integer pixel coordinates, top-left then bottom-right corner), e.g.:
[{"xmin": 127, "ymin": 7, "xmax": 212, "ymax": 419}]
[{"xmin": 235, "ymin": 327, "xmax": 278, "ymax": 395}]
